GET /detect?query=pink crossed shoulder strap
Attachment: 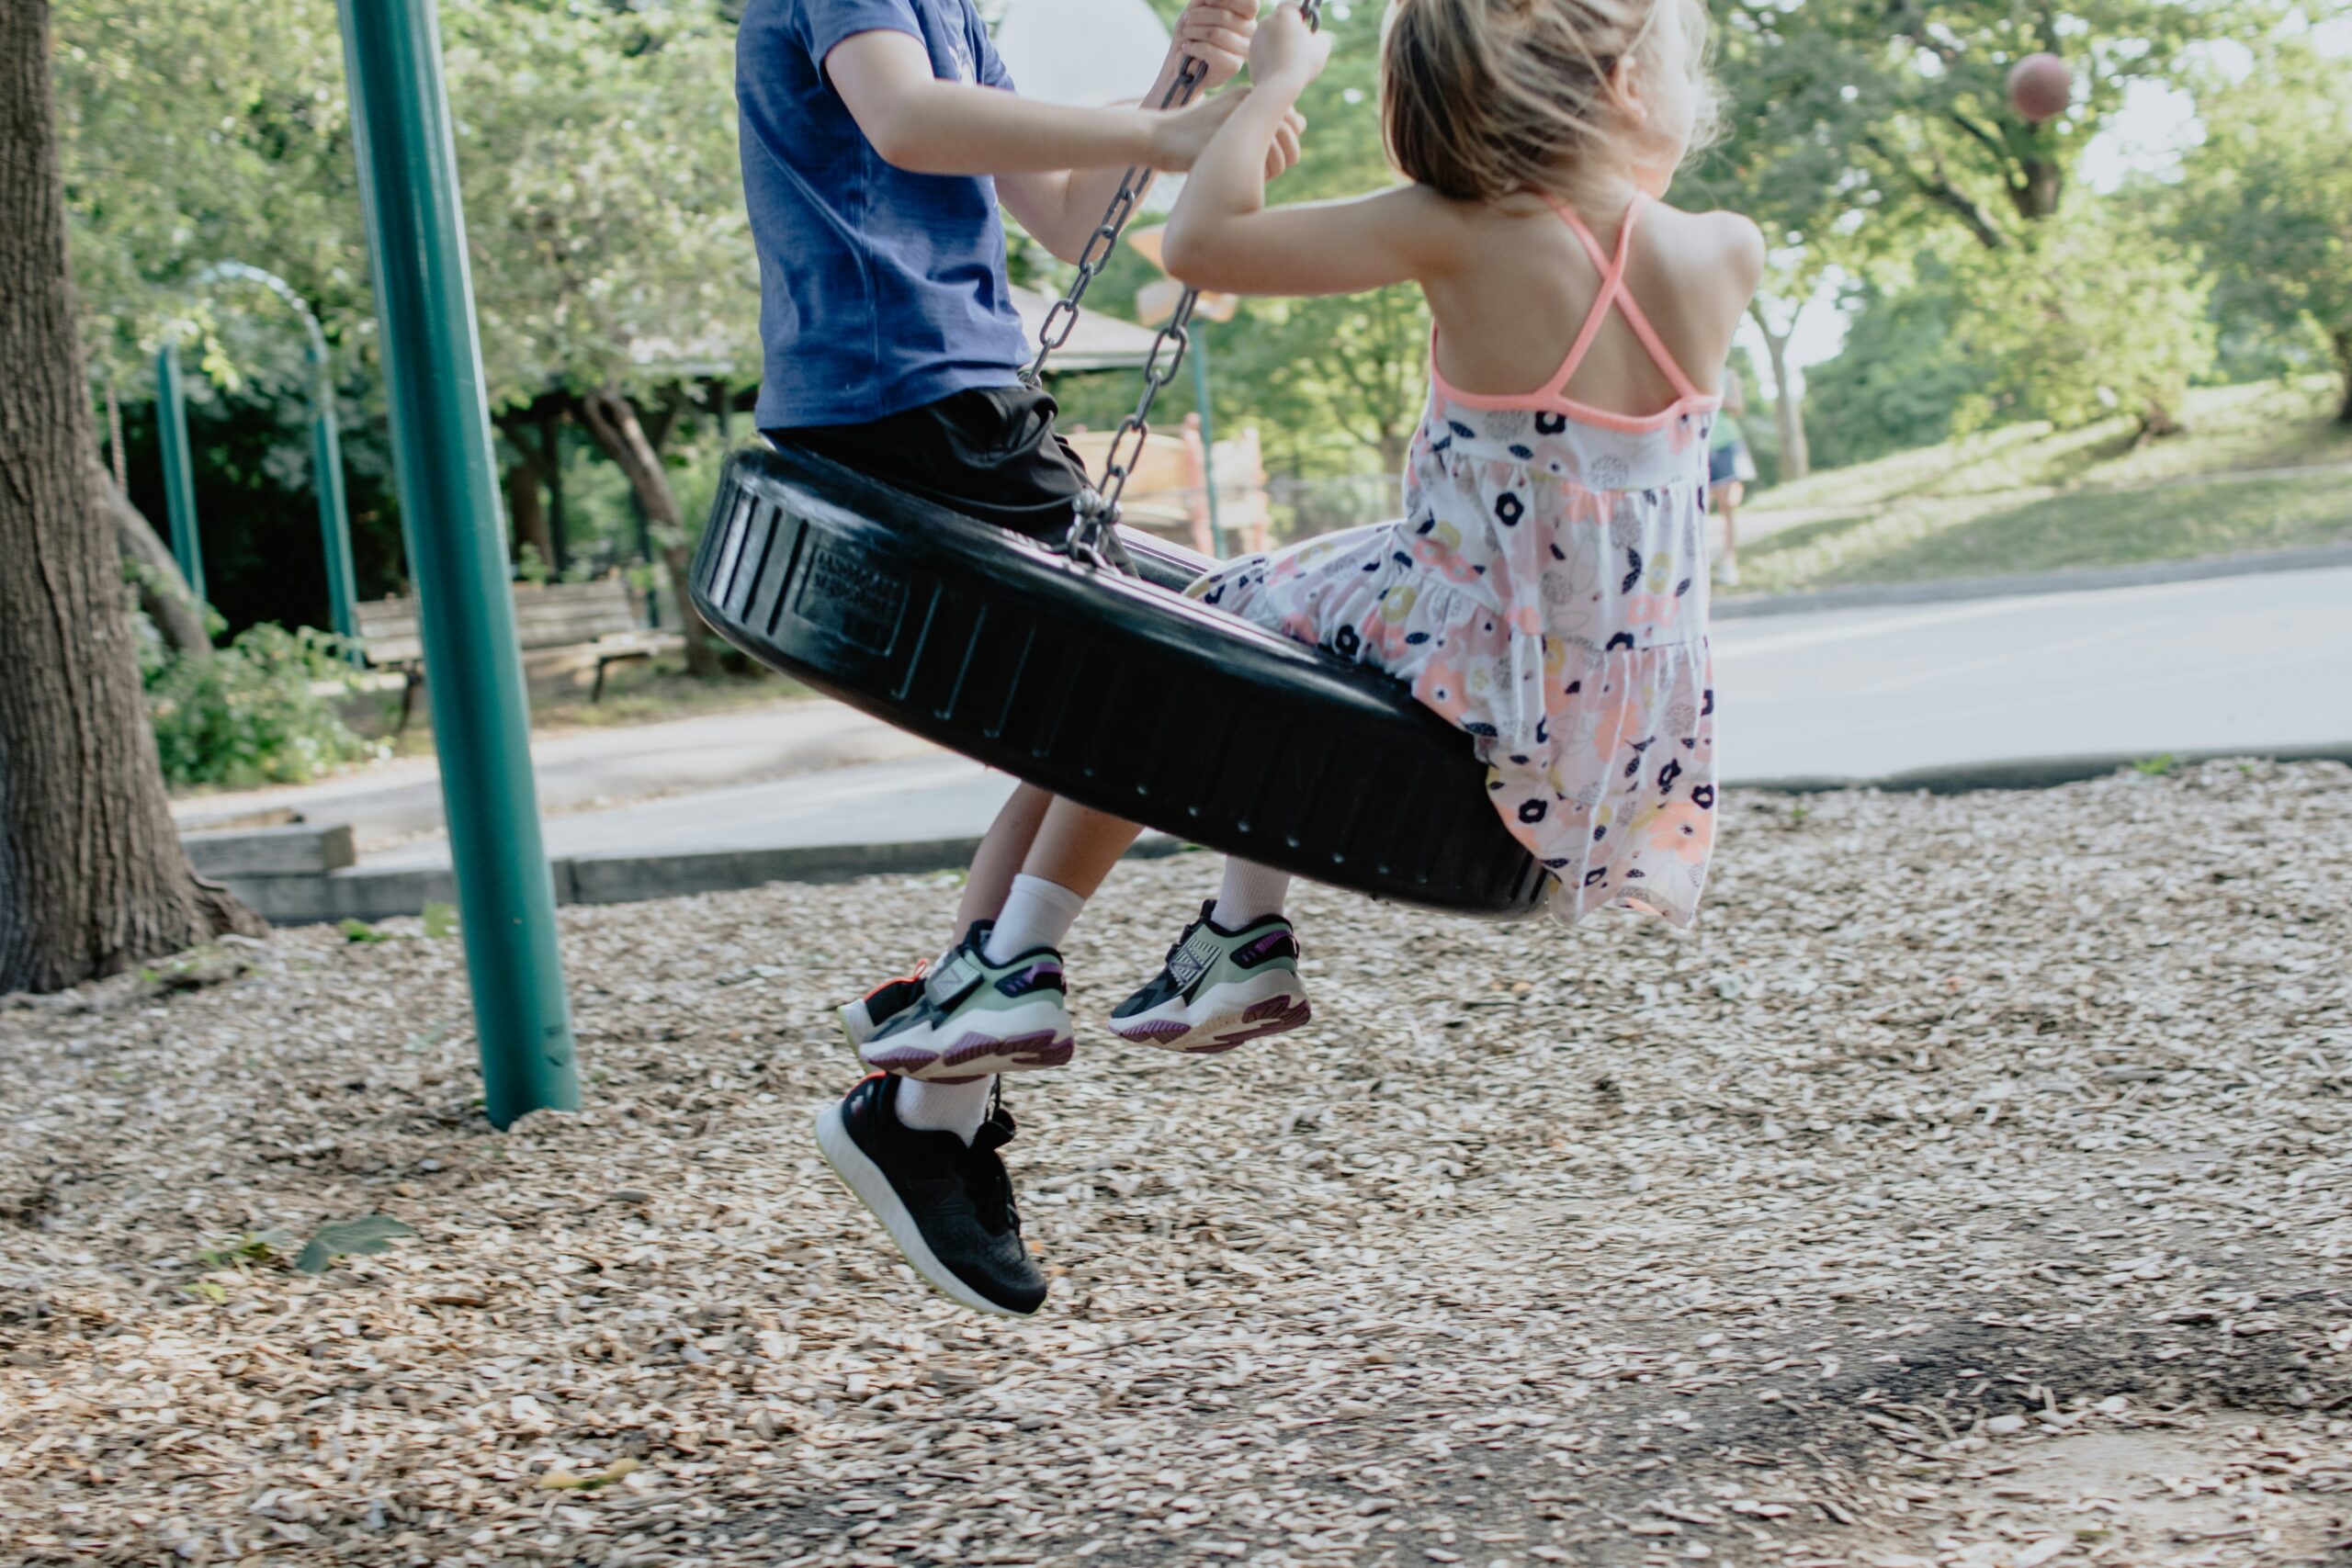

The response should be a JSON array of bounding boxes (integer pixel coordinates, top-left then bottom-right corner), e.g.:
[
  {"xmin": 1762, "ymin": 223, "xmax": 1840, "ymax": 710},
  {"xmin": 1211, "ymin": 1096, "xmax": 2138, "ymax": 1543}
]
[{"xmin": 1539, "ymin": 194, "xmax": 1705, "ymax": 405}]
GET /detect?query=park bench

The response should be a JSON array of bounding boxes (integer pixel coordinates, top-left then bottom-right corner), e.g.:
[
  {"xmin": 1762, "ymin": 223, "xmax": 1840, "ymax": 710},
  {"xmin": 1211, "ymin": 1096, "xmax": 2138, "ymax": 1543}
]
[{"xmin": 356, "ymin": 576, "xmax": 683, "ymax": 729}]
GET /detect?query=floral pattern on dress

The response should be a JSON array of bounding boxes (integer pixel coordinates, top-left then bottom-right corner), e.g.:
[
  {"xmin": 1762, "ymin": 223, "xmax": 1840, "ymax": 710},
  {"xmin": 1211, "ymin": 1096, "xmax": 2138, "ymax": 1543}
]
[{"xmin": 1192, "ymin": 389, "xmax": 1719, "ymax": 929}]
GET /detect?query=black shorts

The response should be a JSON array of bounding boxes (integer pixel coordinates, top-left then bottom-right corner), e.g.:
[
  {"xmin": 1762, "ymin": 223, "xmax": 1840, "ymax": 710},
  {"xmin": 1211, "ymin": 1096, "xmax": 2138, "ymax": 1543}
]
[{"xmin": 764, "ymin": 385, "xmax": 1092, "ymax": 544}]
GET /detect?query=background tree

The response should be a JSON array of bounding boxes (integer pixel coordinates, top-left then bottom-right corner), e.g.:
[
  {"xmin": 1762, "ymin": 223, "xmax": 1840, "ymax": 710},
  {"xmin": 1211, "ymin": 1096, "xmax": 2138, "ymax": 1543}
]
[
  {"xmin": 4, "ymin": 0, "xmax": 262, "ymax": 994},
  {"xmin": 2173, "ymin": 41, "xmax": 2352, "ymax": 424},
  {"xmin": 52, "ymin": 0, "xmax": 756, "ymax": 658}
]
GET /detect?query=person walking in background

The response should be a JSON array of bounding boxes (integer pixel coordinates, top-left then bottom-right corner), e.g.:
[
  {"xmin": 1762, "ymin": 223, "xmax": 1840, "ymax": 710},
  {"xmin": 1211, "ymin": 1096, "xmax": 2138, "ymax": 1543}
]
[{"xmin": 1708, "ymin": 377, "xmax": 1758, "ymax": 587}]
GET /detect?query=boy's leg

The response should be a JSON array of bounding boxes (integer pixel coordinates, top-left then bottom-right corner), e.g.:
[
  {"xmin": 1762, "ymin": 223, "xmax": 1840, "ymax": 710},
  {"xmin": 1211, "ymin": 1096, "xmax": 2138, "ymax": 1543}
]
[{"xmin": 767, "ymin": 385, "xmax": 1104, "ymax": 546}]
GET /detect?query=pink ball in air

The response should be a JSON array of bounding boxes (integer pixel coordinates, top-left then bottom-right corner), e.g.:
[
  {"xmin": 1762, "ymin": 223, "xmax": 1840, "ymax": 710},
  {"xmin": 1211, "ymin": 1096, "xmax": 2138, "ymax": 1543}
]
[{"xmin": 2007, "ymin": 52, "xmax": 2072, "ymax": 124}]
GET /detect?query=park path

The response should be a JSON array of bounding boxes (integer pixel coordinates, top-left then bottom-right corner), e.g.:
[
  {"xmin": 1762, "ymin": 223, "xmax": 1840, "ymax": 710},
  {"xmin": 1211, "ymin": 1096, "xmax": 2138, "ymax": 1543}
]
[
  {"xmin": 169, "ymin": 696, "xmax": 936, "ymax": 852},
  {"xmin": 182, "ymin": 563, "xmax": 2352, "ymax": 888}
]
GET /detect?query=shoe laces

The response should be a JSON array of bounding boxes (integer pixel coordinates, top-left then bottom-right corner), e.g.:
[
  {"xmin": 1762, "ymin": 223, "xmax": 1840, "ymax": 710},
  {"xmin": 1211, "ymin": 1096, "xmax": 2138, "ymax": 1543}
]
[{"xmin": 963, "ymin": 1083, "xmax": 1022, "ymax": 1235}]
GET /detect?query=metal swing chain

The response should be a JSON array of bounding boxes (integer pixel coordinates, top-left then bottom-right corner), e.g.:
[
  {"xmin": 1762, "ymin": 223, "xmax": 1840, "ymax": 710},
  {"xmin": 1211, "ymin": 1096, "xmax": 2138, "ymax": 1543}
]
[{"xmin": 1027, "ymin": 0, "xmax": 1323, "ymax": 567}]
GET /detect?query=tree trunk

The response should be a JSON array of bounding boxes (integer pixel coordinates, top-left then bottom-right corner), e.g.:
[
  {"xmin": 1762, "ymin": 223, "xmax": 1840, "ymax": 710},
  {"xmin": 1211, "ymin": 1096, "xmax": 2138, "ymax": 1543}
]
[
  {"xmin": 2010, "ymin": 159, "xmax": 2064, "ymax": 221},
  {"xmin": 537, "ymin": 404, "xmax": 568, "ymax": 572},
  {"xmin": 102, "ymin": 463, "xmax": 211, "ymax": 660},
  {"xmin": 503, "ymin": 453, "xmax": 553, "ymax": 574},
  {"xmin": 2335, "ymin": 332, "xmax": 2352, "ymax": 427},
  {"xmin": 1751, "ymin": 305, "xmax": 1812, "ymax": 482},
  {"xmin": 0, "ymin": 0, "xmax": 263, "ymax": 995},
  {"xmin": 573, "ymin": 385, "xmax": 720, "ymax": 676},
  {"xmin": 2137, "ymin": 400, "xmax": 2185, "ymax": 442},
  {"xmin": 103, "ymin": 373, "xmax": 125, "ymax": 491}
]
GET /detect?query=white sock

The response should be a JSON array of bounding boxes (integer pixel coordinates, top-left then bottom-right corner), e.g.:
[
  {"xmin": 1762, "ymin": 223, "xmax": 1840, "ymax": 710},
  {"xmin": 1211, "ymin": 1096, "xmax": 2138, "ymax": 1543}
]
[
  {"xmin": 982, "ymin": 874, "xmax": 1086, "ymax": 963},
  {"xmin": 1211, "ymin": 859, "xmax": 1291, "ymax": 928},
  {"xmin": 894, "ymin": 1075, "xmax": 995, "ymax": 1144}
]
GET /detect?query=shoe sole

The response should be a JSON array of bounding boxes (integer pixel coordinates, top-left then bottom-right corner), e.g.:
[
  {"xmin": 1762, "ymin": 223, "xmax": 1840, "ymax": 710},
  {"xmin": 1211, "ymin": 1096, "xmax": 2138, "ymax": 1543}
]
[
  {"xmin": 859, "ymin": 998, "xmax": 1077, "ymax": 1080},
  {"xmin": 813, "ymin": 1102, "xmax": 1035, "ymax": 1319},
  {"xmin": 1110, "ymin": 973, "xmax": 1312, "ymax": 1055},
  {"xmin": 839, "ymin": 998, "xmax": 878, "ymax": 1051}
]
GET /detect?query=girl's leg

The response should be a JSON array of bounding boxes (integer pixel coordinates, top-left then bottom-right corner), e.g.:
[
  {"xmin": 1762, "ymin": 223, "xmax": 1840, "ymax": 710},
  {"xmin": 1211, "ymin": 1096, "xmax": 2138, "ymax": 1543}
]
[
  {"xmin": 977, "ymin": 797, "xmax": 1143, "ymax": 963},
  {"xmin": 957, "ymin": 782, "xmax": 1055, "ymax": 931}
]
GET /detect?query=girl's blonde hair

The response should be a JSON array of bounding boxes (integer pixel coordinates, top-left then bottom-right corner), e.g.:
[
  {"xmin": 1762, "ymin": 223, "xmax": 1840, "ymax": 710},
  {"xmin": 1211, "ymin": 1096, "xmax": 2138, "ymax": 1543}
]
[{"xmin": 1381, "ymin": 0, "xmax": 1719, "ymax": 205}]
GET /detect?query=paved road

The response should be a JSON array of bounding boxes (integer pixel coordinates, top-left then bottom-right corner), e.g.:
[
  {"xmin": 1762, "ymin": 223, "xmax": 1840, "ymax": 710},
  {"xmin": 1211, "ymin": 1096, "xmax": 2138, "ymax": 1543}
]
[
  {"xmin": 1713, "ymin": 564, "xmax": 2352, "ymax": 780},
  {"xmin": 194, "ymin": 566, "xmax": 2352, "ymax": 896}
]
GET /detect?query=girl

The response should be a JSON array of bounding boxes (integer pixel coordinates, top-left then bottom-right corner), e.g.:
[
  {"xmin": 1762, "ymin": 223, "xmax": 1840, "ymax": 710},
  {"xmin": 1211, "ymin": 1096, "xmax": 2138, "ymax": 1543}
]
[
  {"xmin": 1708, "ymin": 377, "xmax": 1758, "ymax": 586},
  {"xmin": 823, "ymin": 0, "xmax": 1760, "ymax": 1317}
]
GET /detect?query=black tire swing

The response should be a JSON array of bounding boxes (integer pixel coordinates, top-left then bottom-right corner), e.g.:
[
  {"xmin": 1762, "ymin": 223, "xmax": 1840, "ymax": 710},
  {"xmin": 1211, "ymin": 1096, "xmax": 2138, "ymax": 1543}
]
[{"xmin": 688, "ymin": 6, "xmax": 1545, "ymax": 919}]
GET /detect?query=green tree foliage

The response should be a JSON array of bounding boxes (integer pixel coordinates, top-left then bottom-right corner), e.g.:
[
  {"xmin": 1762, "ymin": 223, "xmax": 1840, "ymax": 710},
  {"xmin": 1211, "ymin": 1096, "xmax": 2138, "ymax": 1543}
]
[
  {"xmin": 1689, "ymin": 0, "xmax": 2254, "ymax": 457},
  {"xmin": 1944, "ymin": 210, "xmax": 2214, "ymax": 436},
  {"xmin": 2172, "ymin": 42, "xmax": 2352, "ymax": 423},
  {"xmin": 1800, "ymin": 258, "xmax": 1992, "ymax": 471},
  {"xmin": 1715, "ymin": 0, "xmax": 2234, "ymax": 250},
  {"xmin": 1211, "ymin": 13, "xmax": 1430, "ymax": 479},
  {"xmin": 53, "ymin": 0, "xmax": 752, "ymax": 652}
]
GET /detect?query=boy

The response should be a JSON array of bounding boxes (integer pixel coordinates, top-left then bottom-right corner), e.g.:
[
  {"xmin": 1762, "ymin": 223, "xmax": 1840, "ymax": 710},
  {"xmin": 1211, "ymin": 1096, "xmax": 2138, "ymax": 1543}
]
[{"xmin": 736, "ymin": 0, "xmax": 1298, "ymax": 1316}]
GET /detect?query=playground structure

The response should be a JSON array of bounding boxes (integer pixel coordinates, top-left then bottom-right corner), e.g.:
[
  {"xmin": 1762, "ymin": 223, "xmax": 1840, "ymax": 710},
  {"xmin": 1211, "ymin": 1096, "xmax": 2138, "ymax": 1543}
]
[{"xmin": 152, "ymin": 263, "xmax": 363, "ymax": 651}]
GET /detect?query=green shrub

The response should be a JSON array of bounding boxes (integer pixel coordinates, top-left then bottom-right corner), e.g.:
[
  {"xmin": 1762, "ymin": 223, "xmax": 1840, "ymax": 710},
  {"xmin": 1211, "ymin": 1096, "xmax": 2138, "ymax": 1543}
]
[{"xmin": 145, "ymin": 623, "xmax": 385, "ymax": 788}]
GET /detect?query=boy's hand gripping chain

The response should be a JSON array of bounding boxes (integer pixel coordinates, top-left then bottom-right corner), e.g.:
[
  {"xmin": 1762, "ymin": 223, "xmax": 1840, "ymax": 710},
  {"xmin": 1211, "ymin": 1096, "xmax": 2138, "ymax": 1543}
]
[{"xmin": 1024, "ymin": 0, "xmax": 1323, "ymax": 570}]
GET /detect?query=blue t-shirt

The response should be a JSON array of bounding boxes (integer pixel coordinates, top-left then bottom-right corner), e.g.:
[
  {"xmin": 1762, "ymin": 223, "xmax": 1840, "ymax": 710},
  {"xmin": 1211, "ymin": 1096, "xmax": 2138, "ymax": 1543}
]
[{"xmin": 739, "ymin": 0, "xmax": 1032, "ymax": 429}]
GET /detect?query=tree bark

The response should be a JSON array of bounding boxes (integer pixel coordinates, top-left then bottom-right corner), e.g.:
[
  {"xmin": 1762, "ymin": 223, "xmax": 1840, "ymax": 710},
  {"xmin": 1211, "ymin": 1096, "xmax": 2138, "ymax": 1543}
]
[
  {"xmin": 1749, "ymin": 303, "xmax": 1812, "ymax": 482},
  {"xmin": 573, "ymin": 384, "xmax": 720, "ymax": 676},
  {"xmin": 0, "ymin": 0, "xmax": 263, "ymax": 995},
  {"xmin": 101, "ymin": 463, "xmax": 211, "ymax": 660}
]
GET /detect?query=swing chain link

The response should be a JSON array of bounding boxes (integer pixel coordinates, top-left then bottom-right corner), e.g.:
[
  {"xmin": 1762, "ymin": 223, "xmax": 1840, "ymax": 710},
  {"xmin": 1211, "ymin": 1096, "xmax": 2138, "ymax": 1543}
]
[{"xmin": 1037, "ymin": 0, "xmax": 1323, "ymax": 569}]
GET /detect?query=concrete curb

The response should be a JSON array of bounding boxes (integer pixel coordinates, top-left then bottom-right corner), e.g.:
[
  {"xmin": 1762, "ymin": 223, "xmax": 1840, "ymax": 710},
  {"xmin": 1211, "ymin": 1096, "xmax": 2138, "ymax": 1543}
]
[
  {"xmin": 1736, "ymin": 742, "xmax": 2352, "ymax": 796},
  {"xmin": 222, "ymin": 830, "xmax": 1193, "ymax": 927},
  {"xmin": 220, "ymin": 742, "xmax": 2352, "ymax": 926},
  {"xmin": 1714, "ymin": 544, "xmax": 2352, "ymax": 620}
]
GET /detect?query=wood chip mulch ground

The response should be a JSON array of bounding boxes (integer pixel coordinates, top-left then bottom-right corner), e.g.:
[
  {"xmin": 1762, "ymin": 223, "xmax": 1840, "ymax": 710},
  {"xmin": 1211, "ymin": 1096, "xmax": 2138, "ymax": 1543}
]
[{"xmin": 4, "ymin": 761, "xmax": 2349, "ymax": 1568}]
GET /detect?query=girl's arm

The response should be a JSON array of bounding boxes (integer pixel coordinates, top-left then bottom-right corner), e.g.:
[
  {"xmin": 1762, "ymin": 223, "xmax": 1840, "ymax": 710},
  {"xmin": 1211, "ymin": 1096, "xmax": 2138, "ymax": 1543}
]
[{"xmin": 1163, "ymin": 5, "xmax": 1460, "ymax": 296}]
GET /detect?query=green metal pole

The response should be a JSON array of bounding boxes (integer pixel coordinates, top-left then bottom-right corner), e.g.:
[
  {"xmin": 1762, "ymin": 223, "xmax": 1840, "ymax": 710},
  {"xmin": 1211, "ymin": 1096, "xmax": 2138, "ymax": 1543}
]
[
  {"xmin": 1190, "ymin": 324, "xmax": 1223, "ymax": 553},
  {"xmin": 337, "ymin": 0, "xmax": 578, "ymax": 1128},
  {"xmin": 307, "ymin": 343, "xmax": 362, "ymax": 657},
  {"xmin": 153, "ymin": 341, "xmax": 206, "ymax": 603}
]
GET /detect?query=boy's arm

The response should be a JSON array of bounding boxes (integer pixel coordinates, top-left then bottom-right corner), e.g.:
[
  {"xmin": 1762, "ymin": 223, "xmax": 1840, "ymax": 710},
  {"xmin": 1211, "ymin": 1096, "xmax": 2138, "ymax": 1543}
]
[
  {"xmin": 1161, "ymin": 11, "xmax": 1456, "ymax": 297},
  {"xmin": 828, "ymin": 31, "xmax": 1237, "ymax": 180}
]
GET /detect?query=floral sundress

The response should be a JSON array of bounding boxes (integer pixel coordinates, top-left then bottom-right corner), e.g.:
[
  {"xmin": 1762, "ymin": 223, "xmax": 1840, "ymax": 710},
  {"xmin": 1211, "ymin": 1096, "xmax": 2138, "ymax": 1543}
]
[{"xmin": 1191, "ymin": 195, "xmax": 1721, "ymax": 927}]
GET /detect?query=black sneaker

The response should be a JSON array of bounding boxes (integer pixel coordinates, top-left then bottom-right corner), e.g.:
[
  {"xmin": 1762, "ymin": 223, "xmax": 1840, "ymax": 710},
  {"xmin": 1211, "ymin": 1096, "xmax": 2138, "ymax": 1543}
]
[{"xmin": 814, "ymin": 1073, "xmax": 1048, "ymax": 1317}]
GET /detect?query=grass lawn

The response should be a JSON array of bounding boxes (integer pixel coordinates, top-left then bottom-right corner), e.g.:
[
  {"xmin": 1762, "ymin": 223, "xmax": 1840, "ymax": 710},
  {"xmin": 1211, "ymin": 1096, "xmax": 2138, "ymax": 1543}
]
[{"xmin": 1739, "ymin": 376, "xmax": 2352, "ymax": 594}]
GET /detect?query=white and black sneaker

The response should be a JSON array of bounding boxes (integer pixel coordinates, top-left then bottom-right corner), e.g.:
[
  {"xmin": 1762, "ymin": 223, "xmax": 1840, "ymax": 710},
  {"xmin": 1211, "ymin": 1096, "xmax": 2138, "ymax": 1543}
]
[
  {"xmin": 858, "ymin": 921, "xmax": 1076, "ymax": 1080},
  {"xmin": 1108, "ymin": 902, "xmax": 1312, "ymax": 1055},
  {"xmin": 814, "ymin": 1073, "xmax": 1048, "ymax": 1317}
]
